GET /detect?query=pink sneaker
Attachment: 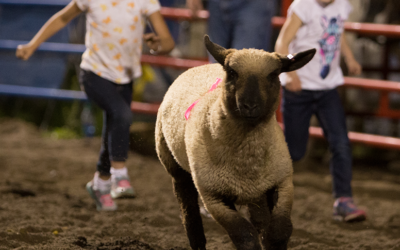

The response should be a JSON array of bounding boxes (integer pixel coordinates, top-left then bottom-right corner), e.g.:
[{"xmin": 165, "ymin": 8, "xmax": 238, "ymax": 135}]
[
  {"xmin": 333, "ymin": 197, "xmax": 366, "ymax": 222},
  {"xmin": 110, "ymin": 175, "xmax": 135, "ymax": 199},
  {"xmin": 86, "ymin": 181, "xmax": 117, "ymax": 211}
]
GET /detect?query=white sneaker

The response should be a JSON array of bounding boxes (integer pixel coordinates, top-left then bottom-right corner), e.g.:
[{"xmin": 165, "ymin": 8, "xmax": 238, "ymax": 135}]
[{"xmin": 110, "ymin": 175, "xmax": 135, "ymax": 199}]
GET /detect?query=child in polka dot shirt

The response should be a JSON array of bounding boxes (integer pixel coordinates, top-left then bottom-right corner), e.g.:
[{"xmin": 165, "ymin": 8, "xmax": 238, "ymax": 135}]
[{"xmin": 17, "ymin": 0, "xmax": 174, "ymax": 211}]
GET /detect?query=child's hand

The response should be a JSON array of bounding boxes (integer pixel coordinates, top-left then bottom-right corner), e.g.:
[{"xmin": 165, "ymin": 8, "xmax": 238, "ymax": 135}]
[
  {"xmin": 346, "ymin": 57, "xmax": 362, "ymax": 76},
  {"xmin": 144, "ymin": 33, "xmax": 161, "ymax": 54},
  {"xmin": 285, "ymin": 72, "xmax": 302, "ymax": 92},
  {"xmin": 16, "ymin": 44, "xmax": 35, "ymax": 60}
]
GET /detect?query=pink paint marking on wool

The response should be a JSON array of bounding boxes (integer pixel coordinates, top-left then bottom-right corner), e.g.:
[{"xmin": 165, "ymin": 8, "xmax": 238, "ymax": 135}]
[
  {"xmin": 185, "ymin": 78, "xmax": 222, "ymax": 120},
  {"xmin": 184, "ymin": 99, "xmax": 200, "ymax": 120},
  {"xmin": 208, "ymin": 77, "xmax": 222, "ymax": 92}
]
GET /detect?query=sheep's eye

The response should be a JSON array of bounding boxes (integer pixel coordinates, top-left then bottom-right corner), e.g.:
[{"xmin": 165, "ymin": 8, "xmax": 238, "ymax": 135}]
[{"xmin": 227, "ymin": 68, "xmax": 238, "ymax": 79}]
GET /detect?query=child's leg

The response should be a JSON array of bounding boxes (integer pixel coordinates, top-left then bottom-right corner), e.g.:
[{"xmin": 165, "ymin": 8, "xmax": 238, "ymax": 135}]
[
  {"xmin": 97, "ymin": 113, "xmax": 128, "ymax": 175},
  {"xmin": 207, "ymin": 0, "xmax": 233, "ymax": 59},
  {"xmin": 282, "ymin": 88, "xmax": 314, "ymax": 161},
  {"xmin": 315, "ymin": 89, "xmax": 366, "ymax": 222},
  {"xmin": 105, "ymin": 83, "xmax": 133, "ymax": 167},
  {"xmin": 97, "ymin": 111, "xmax": 111, "ymax": 177},
  {"xmin": 314, "ymin": 88, "xmax": 352, "ymax": 198},
  {"xmin": 80, "ymin": 70, "xmax": 134, "ymax": 204},
  {"xmin": 80, "ymin": 70, "xmax": 133, "ymax": 175},
  {"xmin": 99, "ymin": 80, "xmax": 134, "ymax": 198},
  {"xmin": 231, "ymin": 0, "xmax": 275, "ymax": 51}
]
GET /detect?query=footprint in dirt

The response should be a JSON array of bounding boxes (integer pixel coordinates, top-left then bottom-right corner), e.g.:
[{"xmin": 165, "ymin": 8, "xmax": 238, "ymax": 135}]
[
  {"xmin": 73, "ymin": 236, "xmax": 89, "ymax": 248},
  {"xmin": 7, "ymin": 188, "xmax": 36, "ymax": 197}
]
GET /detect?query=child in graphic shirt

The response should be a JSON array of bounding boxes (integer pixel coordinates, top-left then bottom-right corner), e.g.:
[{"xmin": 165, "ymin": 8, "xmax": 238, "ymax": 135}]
[
  {"xmin": 16, "ymin": 0, "xmax": 174, "ymax": 211},
  {"xmin": 275, "ymin": 0, "xmax": 366, "ymax": 222}
]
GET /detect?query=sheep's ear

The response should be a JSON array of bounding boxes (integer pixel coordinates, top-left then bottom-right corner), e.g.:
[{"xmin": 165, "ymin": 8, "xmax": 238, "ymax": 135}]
[
  {"xmin": 204, "ymin": 35, "xmax": 231, "ymax": 65},
  {"xmin": 278, "ymin": 48, "xmax": 316, "ymax": 73}
]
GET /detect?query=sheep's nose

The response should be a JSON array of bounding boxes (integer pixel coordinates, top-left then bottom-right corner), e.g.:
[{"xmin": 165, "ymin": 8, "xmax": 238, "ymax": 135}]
[{"xmin": 243, "ymin": 103, "xmax": 258, "ymax": 112}]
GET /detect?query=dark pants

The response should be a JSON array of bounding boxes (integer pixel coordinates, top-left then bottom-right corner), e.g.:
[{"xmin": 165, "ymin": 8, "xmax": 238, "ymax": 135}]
[
  {"xmin": 282, "ymin": 88, "xmax": 352, "ymax": 198},
  {"xmin": 80, "ymin": 70, "xmax": 133, "ymax": 175},
  {"xmin": 208, "ymin": 0, "xmax": 275, "ymax": 52}
]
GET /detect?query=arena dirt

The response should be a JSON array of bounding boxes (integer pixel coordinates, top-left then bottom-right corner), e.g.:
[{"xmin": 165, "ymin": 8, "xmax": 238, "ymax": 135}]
[{"xmin": 0, "ymin": 118, "xmax": 399, "ymax": 250}]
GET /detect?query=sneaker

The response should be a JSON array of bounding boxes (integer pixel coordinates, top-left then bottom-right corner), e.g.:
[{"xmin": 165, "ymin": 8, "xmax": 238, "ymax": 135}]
[
  {"xmin": 86, "ymin": 181, "xmax": 117, "ymax": 211},
  {"xmin": 333, "ymin": 197, "xmax": 366, "ymax": 222},
  {"xmin": 110, "ymin": 175, "xmax": 135, "ymax": 199}
]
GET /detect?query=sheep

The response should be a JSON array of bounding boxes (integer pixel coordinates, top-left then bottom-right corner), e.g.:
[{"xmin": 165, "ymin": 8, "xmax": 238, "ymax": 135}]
[{"xmin": 155, "ymin": 35, "xmax": 316, "ymax": 250}]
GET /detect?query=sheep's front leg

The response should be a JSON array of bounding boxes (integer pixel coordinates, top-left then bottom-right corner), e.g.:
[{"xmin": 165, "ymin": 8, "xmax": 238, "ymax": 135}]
[
  {"xmin": 171, "ymin": 167, "xmax": 207, "ymax": 250},
  {"xmin": 247, "ymin": 194, "xmax": 272, "ymax": 247},
  {"xmin": 203, "ymin": 196, "xmax": 262, "ymax": 250},
  {"xmin": 249, "ymin": 177, "xmax": 293, "ymax": 250}
]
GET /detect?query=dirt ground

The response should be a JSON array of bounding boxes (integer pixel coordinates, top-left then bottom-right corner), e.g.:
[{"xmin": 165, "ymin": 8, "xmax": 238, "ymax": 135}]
[{"xmin": 0, "ymin": 118, "xmax": 400, "ymax": 250}]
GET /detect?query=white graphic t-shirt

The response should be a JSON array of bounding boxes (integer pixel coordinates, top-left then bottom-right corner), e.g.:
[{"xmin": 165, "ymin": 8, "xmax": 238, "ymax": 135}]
[
  {"xmin": 280, "ymin": 0, "xmax": 352, "ymax": 90},
  {"xmin": 74, "ymin": 0, "xmax": 160, "ymax": 84}
]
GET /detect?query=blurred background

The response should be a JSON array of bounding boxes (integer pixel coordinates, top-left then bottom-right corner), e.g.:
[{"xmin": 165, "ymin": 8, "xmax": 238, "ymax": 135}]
[{"xmin": 0, "ymin": 0, "xmax": 400, "ymax": 170}]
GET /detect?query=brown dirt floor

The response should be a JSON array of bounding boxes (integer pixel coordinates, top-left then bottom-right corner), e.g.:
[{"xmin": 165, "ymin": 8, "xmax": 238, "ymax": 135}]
[{"xmin": 0, "ymin": 118, "xmax": 399, "ymax": 250}]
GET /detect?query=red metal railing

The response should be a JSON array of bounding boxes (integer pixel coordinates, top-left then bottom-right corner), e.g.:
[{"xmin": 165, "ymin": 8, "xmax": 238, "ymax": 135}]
[
  {"xmin": 132, "ymin": 6, "xmax": 400, "ymax": 150},
  {"xmin": 281, "ymin": 0, "xmax": 292, "ymax": 17},
  {"xmin": 160, "ymin": 7, "xmax": 400, "ymax": 38}
]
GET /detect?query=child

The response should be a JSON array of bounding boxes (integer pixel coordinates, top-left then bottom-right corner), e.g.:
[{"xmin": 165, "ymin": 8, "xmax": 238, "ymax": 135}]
[
  {"xmin": 16, "ymin": 0, "xmax": 174, "ymax": 211},
  {"xmin": 275, "ymin": 0, "xmax": 366, "ymax": 222}
]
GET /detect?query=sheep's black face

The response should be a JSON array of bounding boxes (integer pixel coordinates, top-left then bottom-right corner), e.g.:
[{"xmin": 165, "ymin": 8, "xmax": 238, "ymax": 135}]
[
  {"xmin": 223, "ymin": 59, "xmax": 281, "ymax": 124},
  {"xmin": 204, "ymin": 34, "xmax": 316, "ymax": 125}
]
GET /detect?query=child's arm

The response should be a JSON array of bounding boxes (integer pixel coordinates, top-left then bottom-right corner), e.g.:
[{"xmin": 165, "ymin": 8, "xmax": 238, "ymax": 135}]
[
  {"xmin": 275, "ymin": 12, "xmax": 303, "ymax": 92},
  {"xmin": 341, "ymin": 33, "xmax": 361, "ymax": 76},
  {"xmin": 144, "ymin": 11, "xmax": 175, "ymax": 55},
  {"xmin": 16, "ymin": 1, "xmax": 82, "ymax": 60}
]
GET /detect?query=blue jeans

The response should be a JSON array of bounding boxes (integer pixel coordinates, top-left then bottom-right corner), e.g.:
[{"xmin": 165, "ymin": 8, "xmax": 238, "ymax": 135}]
[
  {"xmin": 80, "ymin": 70, "xmax": 133, "ymax": 175},
  {"xmin": 282, "ymin": 88, "xmax": 353, "ymax": 198},
  {"xmin": 208, "ymin": 0, "xmax": 275, "ymax": 52}
]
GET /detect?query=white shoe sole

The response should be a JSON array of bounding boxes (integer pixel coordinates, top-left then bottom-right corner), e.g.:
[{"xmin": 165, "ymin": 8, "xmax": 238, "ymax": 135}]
[{"xmin": 110, "ymin": 187, "xmax": 135, "ymax": 199}]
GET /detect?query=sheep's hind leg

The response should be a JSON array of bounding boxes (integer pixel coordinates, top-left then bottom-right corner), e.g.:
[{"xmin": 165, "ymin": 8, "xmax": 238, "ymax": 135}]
[
  {"xmin": 204, "ymin": 197, "xmax": 262, "ymax": 250},
  {"xmin": 155, "ymin": 131, "xmax": 206, "ymax": 250},
  {"xmin": 251, "ymin": 177, "xmax": 293, "ymax": 250}
]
